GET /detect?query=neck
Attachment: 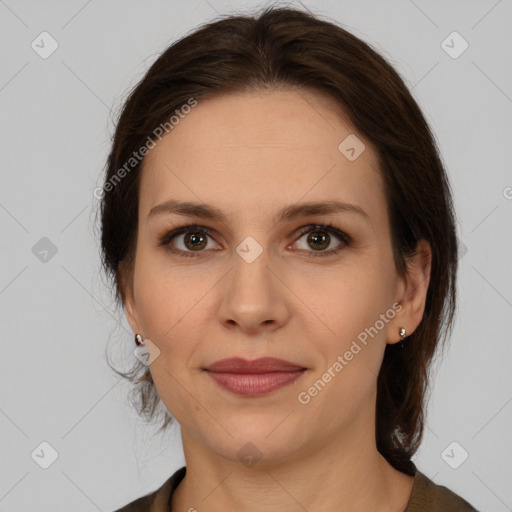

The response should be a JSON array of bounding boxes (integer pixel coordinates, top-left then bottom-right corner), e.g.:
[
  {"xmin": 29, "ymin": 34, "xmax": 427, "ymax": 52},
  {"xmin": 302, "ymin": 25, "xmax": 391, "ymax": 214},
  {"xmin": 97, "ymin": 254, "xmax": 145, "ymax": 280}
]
[{"xmin": 171, "ymin": 408, "xmax": 414, "ymax": 512}]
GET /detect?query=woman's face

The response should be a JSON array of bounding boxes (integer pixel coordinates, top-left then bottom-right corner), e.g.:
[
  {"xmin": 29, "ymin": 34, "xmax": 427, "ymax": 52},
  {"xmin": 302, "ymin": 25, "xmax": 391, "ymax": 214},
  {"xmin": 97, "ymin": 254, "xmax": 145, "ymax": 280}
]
[{"xmin": 124, "ymin": 88, "xmax": 428, "ymax": 465}]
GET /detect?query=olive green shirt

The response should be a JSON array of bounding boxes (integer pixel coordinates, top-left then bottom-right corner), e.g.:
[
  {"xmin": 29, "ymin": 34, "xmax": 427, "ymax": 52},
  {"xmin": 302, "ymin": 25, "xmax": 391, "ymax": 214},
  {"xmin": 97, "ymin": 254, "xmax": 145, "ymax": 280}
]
[{"xmin": 113, "ymin": 464, "xmax": 478, "ymax": 511}]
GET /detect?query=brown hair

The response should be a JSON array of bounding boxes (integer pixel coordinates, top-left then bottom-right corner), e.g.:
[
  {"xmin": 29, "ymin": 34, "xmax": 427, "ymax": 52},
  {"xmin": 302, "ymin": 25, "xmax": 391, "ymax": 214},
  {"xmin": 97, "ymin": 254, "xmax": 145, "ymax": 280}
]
[{"xmin": 97, "ymin": 4, "xmax": 458, "ymax": 475}]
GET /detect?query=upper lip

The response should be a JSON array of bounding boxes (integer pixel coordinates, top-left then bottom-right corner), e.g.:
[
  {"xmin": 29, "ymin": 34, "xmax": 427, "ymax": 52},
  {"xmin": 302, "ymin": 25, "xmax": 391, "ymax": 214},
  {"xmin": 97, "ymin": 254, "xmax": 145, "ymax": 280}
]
[{"xmin": 204, "ymin": 357, "xmax": 306, "ymax": 374}]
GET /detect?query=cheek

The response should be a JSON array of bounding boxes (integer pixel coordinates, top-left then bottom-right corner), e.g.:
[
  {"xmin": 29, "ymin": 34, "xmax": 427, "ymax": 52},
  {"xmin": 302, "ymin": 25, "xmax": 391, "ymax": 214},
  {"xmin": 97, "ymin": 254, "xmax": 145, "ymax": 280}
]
[
  {"xmin": 134, "ymin": 248, "xmax": 202, "ymax": 327},
  {"xmin": 293, "ymin": 259, "xmax": 392, "ymax": 335},
  {"xmin": 295, "ymin": 260, "xmax": 395, "ymax": 396},
  {"xmin": 133, "ymin": 264, "xmax": 204, "ymax": 422},
  {"xmin": 132, "ymin": 267, "xmax": 196, "ymax": 380}
]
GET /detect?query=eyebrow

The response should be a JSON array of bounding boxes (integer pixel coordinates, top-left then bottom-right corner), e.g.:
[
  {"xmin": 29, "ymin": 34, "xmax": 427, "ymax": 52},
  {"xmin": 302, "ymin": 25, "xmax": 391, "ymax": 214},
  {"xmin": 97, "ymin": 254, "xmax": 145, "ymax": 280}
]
[{"xmin": 148, "ymin": 199, "xmax": 371, "ymax": 226}]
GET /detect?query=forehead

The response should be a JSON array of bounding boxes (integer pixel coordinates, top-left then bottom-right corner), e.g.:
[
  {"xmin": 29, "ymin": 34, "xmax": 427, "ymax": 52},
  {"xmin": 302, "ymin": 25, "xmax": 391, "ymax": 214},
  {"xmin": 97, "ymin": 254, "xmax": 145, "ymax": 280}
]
[{"xmin": 139, "ymin": 89, "xmax": 385, "ymax": 225}]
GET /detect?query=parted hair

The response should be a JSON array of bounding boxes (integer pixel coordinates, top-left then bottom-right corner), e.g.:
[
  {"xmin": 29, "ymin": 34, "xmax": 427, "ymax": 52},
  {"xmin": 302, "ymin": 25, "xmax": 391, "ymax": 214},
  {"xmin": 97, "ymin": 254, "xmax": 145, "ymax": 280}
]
[{"xmin": 98, "ymin": 4, "xmax": 458, "ymax": 475}]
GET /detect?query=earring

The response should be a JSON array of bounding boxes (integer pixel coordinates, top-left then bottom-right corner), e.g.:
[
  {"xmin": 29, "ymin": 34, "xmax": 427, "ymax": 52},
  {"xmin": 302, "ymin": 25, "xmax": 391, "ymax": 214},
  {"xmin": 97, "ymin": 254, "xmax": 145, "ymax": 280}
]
[
  {"xmin": 135, "ymin": 333, "xmax": 145, "ymax": 346},
  {"xmin": 398, "ymin": 327, "xmax": 407, "ymax": 349}
]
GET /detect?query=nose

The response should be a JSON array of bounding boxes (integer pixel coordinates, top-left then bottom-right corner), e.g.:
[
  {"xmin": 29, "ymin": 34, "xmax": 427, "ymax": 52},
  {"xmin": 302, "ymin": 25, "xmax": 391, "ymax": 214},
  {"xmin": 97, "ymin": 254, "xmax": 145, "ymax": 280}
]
[{"xmin": 216, "ymin": 248, "xmax": 291, "ymax": 335}]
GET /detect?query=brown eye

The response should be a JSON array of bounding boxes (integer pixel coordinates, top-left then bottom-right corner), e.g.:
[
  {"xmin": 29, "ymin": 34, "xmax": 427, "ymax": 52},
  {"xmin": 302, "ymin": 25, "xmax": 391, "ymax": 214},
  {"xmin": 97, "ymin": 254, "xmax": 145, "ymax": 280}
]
[
  {"xmin": 306, "ymin": 230, "xmax": 330, "ymax": 251},
  {"xmin": 159, "ymin": 223, "xmax": 351, "ymax": 259},
  {"xmin": 159, "ymin": 225, "xmax": 219, "ymax": 257},
  {"xmin": 183, "ymin": 232, "xmax": 208, "ymax": 251},
  {"xmin": 293, "ymin": 224, "xmax": 351, "ymax": 257}
]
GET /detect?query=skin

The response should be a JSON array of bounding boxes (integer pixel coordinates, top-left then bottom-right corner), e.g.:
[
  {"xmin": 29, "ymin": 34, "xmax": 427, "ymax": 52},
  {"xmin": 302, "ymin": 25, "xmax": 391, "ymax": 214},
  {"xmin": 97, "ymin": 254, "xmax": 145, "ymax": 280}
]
[{"xmin": 124, "ymin": 88, "xmax": 432, "ymax": 512}]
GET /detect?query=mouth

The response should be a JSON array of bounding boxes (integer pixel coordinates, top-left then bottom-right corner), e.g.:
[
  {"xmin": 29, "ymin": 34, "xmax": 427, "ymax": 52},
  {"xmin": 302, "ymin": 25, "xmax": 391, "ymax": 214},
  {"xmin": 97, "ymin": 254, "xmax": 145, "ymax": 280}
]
[
  {"xmin": 203, "ymin": 357, "xmax": 306, "ymax": 373},
  {"xmin": 203, "ymin": 357, "xmax": 307, "ymax": 396},
  {"xmin": 204, "ymin": 369, "xmax": 307, "ymax": 396}
]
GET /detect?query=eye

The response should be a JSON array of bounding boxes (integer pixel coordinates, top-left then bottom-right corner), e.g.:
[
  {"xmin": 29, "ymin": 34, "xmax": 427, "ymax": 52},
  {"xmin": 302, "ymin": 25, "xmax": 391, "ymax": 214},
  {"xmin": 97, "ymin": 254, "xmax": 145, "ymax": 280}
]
[
  {"xmin": 158, "ymin": 225, "xmax": 220, "ymax": 258},
  {"xmin": 292, "ymin": 224, "xmax": 351, "ymax": 257},
  {"xmin": 158, "ymin": 223, "xmax": 351, "ymax": 258}
]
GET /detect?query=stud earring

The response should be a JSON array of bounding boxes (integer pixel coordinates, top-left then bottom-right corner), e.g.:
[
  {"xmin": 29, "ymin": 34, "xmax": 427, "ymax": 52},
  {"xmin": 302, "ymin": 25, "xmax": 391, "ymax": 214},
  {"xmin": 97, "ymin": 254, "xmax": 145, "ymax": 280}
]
[
  {"xmin": 398, "ymin": 327, "xmax": 407, "ymax": 349},
  {"xmin": 135, "ymin": 333, "xmax": 145, "ymax": 346}
]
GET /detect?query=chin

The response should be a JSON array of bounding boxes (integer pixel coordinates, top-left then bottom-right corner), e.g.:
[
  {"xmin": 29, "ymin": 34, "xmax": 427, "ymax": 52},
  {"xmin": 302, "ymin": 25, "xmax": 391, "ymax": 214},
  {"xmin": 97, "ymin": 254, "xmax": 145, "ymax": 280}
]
[{"xmin": 200, "ymin": 419, "xmax": 309, "ymax": 467}]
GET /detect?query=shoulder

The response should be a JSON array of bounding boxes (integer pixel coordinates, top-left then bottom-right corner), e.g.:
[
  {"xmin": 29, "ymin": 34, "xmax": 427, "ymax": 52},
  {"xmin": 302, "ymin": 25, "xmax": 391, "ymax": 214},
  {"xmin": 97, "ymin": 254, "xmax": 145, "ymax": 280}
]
[
  {"xmin": 113, "ymin": 492, "xmax": 155, "ymax": 512},
  {"xmin": 406, "ymin": 469, "xmax": 479, "ymax": 511},
  {"xmin": 112, "ymin": 467, "xmax": 186, "ymax": 512}
]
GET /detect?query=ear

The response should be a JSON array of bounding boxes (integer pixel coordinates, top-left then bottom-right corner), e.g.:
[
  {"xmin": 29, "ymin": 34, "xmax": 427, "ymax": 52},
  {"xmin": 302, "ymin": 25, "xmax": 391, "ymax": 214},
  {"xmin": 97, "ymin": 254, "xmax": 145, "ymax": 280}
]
[
  {"xmin": 387, "ymin": 239, "xmax": 432, "ymax": 345},
  {"xmin": 118, "ymin": 263, "xmax": 140, "ymax": 336},
  {"xmin": 124, "ymin": 287, "xmax": 140, "ymax": 336}
]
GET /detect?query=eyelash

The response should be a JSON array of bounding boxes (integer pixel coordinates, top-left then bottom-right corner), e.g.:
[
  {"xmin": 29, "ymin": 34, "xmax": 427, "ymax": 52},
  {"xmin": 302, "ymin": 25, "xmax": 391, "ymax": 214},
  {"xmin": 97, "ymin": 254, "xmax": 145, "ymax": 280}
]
[{"xmin": 158, "ymin": 223, "xmax": 352, "ymax": 259}]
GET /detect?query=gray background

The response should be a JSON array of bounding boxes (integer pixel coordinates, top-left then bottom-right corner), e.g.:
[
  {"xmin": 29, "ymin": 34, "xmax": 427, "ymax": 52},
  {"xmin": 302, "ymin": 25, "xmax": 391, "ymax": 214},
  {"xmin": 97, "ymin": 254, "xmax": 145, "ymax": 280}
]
[{"xmin": 1, "ymin": 0, "xmax": 511, "ymax": 510}]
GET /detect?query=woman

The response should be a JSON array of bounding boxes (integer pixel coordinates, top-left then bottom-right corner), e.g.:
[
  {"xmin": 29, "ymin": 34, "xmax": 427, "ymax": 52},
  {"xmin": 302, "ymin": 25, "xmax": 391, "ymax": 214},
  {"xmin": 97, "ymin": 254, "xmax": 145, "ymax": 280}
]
[{"xmin": 99, "ymin": 5, "xmax": 478, "ymax": 511}]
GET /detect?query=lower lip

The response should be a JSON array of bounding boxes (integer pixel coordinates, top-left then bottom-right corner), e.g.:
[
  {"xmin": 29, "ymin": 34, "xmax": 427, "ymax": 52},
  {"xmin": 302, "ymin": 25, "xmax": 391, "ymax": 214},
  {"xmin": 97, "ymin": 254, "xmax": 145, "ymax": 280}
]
[{"xmin": 204, "ymin": 370, "xmax": 306, "ymax": 396}]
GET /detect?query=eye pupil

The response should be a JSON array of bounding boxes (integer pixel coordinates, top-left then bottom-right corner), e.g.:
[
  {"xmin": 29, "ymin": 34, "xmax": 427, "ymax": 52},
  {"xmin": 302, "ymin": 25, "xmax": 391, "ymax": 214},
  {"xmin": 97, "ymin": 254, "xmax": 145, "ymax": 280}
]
[
  {"xmin": 185, "ymin": 232, "xmax": 207, "ymax": 251},
  {"xmin": 308, "ymin": 231, "xmax": 329, "ymax": 250}
]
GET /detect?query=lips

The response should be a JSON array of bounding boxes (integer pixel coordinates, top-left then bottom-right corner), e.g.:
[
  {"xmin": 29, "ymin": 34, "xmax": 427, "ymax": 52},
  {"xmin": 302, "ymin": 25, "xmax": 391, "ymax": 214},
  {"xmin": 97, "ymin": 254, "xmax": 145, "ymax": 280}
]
[
  {"xmin": 203, "ymin": 357, "xmax": 306, "ymax": 373},
  {"xmin": 203, "ymin": 357, "xmax": 307, "ymax": 396}
]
